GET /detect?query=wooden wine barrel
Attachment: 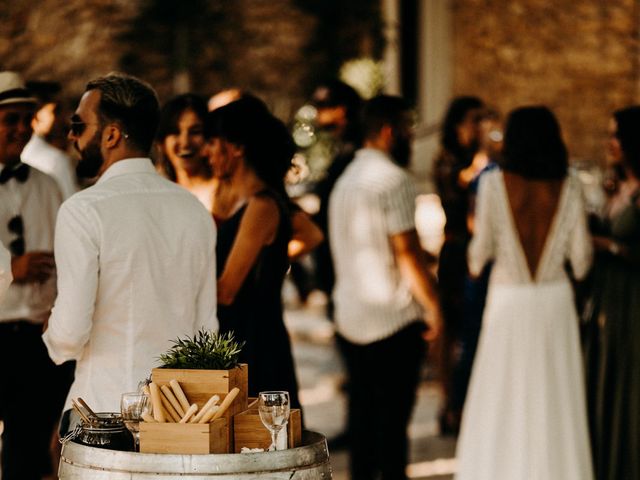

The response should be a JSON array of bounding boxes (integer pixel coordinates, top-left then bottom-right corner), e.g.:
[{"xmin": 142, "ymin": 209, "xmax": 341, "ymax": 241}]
[{"xmin": 58, "ymin": 430, "xmax": 332, "ymax": 479}]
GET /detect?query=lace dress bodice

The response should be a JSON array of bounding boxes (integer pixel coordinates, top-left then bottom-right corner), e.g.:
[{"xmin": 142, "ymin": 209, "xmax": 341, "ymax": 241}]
[{"xmin": 468, "ymin": 170, "xmax": 593, "ymax": 285}]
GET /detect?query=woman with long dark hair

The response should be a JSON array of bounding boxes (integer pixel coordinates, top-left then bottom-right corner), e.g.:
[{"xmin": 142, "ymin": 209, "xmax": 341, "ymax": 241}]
[
  {"xmin": 583, "ymin": 106, "xmax": 640, "ymax": 480},
  {"xmin": 154, "ymin": 93, "xmax": 219, "ymax": 212},
  {"xmin": 204, "ymin": 97, "xmax": 301, "ymax": 408},
  {"xmin": 433, "ymin": 95, "xmax": 485, "ymax": 433},
  {"xmin": 455, "ymin": 106, "xmax": 594, "ymax": 479}
]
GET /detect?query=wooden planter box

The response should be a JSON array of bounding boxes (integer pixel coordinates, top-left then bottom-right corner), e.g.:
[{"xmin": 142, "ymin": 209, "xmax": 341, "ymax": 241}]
[
  {"xmin": 139, "ymin": 364, "xmax": 248, "ymax": 453},
  {"xmin": 139, "ymin": 418, "xmax": 227, "ymax": 454},
  {"xmin": 233, "ymin": 398, "xmax": 302, "ymax": 453}
]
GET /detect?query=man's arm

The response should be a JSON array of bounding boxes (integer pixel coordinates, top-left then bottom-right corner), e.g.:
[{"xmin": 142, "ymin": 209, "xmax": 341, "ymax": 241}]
[
  {"xmin": 42, "ymin": 201, "xmax": 99, "ymax": 364},
  {"xmin": 391, "ymin": 228, "xmax": 442, "ymax": 341}
]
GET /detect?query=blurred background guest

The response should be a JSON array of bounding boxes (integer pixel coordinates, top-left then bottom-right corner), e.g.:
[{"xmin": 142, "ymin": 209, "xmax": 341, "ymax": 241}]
[
  {"xmin": 0, "ymin": 71, "xmax": 71, "ymax": 480},
  {"xmin": 208, "ymin": 89, "xmax": 323, "ymax": 260},
  {"xmin": 448, "ymin": 107, "xmax": 503, "ymax": 427},
  {"xmin": 432, "ymin": 95, "xmax": 485, "ymax": 434},
  {"xmin": 21, "ymin": 80, "xmax": 79, "ymax": 200},
  {"xmin": 205, "ymin": 96, "xmax": 303, "ymax": 409},
  {"xmin": 155, "ymin": 93, "xmax": 217, "ymax": 212},
  {"xmin": 582, "ymin": 105, "xmax": 640, "ymax": 480},
  {"xmin": 309, "ymin": 79, "xmax": 362, "ymax": 318},
  {"xmin": 329, "ymin": 95, "xmax": 441, "ymax": 480},
  {"xmin": 456, "ymin": 106, "xmax": 593, "ymax": 480}
]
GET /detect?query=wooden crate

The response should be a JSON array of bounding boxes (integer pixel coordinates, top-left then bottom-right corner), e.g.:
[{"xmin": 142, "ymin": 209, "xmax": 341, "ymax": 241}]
[
  {"xmin": 150, "ymin": 364, "xmax": 248, "ymax": 451},
  {"xmin": 139, "ymin": 418, "xmax": 226, "ymax": 454},
  {"xmin": 233, "ymin": 401, "xmax": 302, "ymax": 453}
]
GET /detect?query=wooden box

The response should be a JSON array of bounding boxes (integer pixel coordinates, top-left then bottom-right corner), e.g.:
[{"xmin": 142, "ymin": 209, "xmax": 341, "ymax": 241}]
[
  {"xmin": 139, "ymin": 418, "xmax": 226, "ymax": 454},
  {"xmin": 233, "ymin": 399, "xmax": 302, "ymax": 453},
  {"xmin": 145, "ymin": 364, "xmax": 248, "ymax": 452}
]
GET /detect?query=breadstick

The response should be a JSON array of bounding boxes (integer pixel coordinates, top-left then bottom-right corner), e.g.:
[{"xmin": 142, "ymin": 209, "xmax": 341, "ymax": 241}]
[
  {"xmin": 159, "ymin": 389, "xmax": 182, "ymax": 422},
  {"xmin": 169, "ymin": 379, "xmax": 191, "ymax": 412},
  {"xmin": 141, "ymin": 412, "xmax": 156, "ymax": 423},
  {"xmin": 192, "ymin": 394, "xmax": 220, "ymax": 423},
  {"xmin": 160, "ymin": 385, "xmax": 186, "ymax": 417},
  {"xmin": 149, "ymin": 382, "xmax": 166, "ymax": 423},
  {"xmin": 197, "ymin": 405, "xmax": 220, "ymax": 424},
  {"xmin": 211, "ymin": 387, "xmax": 240, "ymax": 421},
  {"xmin": 179, "ymin": 404, "xmax": 198, "ymax": 423}
]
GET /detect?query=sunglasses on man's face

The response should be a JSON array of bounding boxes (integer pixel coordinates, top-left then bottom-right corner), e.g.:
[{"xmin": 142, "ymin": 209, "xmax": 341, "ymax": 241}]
[
  {"xmin": 69, "ymin": 120, "xmax": 88, "ymax": 137},
  {"xmin": 7, "ymin": 214, "xmax": 24, "ymax": 257}
]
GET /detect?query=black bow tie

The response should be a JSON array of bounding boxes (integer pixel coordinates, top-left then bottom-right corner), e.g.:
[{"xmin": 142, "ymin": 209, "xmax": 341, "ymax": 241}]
[{"xmin": 0, "ymin": 163, "xmax": 30, "ymax": 185}]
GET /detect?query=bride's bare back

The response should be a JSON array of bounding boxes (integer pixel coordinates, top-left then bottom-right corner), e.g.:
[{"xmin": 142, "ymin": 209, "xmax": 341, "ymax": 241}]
[{"xmin": 502, "ymin": 171, "xmax": 564, "ymax": 279}]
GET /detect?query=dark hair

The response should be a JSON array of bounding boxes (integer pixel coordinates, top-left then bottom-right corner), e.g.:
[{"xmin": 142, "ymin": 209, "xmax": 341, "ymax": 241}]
[
  {"xmin": 613, "ymin": 106, "xmax": 640, "ymax": 178},
  {"xmin": 155, "ymin": 93, "xmax": 208, "ymax": 181},
  {"xmin": 86, "ymin": 73, "xmax": 159, "ymax": 154},
  {"xmin": 441, "ymin": 95, "xmax": 484, "ymax": 159},
  {"xmin": 205, "ymin": 96, "xmax": 295, "ymax": 197},
  {"xmin": 502, "ymin": 106, "xmax": 568, "ymax": 180},
  {"xmin": 25, "ymin": 80, "xmax": 61, "ymax": 105},
  {"xmin": 360, "ymin": 94, "xmax": 411, "ymax": 140},
  {"xmin": 312, "ymin": 79, "xmax": 362, "ymax": 143}
]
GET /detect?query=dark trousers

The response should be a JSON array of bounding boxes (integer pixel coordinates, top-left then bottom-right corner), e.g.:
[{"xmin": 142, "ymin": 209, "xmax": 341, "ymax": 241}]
[
  {"xmin": 0, "ymin": 321, "xmax": 74, "ymax": 480},
  {"xmin": 337, "ymin": 322, "xmax": 426, "ymax": 480}
]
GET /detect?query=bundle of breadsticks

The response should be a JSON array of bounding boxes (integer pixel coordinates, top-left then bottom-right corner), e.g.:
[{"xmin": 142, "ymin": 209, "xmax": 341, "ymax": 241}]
[{"xmin": 141, "ymin": 380, "xmax": 240, "ymax": 424}]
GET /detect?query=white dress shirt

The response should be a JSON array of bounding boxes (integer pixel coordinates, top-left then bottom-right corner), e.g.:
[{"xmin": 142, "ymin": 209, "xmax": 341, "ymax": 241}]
[
  {"xmin": 43, "ymin": 158, "xmax": 217, "ymax": 413},
  {"xmin": 22, "ymin": 134, "xmax": 79, "ymax": 200},
  {"xmin": 0, "ymin": 241, "xmax": 11, "ymax": 303},
  {"xmin": 0, "ymin": 164, "xmax": 62, "ymax": 323},
  {"xmin": 329, "ymin": 148, "xmax": 423, "ymax": 344}
]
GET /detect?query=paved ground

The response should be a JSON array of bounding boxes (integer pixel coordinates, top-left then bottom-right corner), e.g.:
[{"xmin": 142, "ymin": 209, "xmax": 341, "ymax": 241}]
[{"xmin": 283, "ymin": 282, "xmax": 457, "ymax": 480}]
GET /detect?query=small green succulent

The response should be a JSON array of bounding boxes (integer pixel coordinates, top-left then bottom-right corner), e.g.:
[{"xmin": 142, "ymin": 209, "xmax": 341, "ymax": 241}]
[{"xmin": 158, "ymin": 329, "xmax": 244, "ymax": 370}]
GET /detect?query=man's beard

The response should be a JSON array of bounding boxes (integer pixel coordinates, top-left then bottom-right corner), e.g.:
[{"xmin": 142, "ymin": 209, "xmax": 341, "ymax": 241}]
[
  {"xmin": 75, "ymin": 131, "xmax": 104, "ymax": 179},
  {"xmin": 391, "ymin": 136, "xmax": 411, "ymax": 168}
]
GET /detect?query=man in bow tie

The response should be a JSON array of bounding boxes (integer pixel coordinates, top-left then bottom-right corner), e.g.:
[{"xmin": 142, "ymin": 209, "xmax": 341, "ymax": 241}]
[{"xmin": 0, "ymin": 71, "xmax": 73, "ymax": 480}]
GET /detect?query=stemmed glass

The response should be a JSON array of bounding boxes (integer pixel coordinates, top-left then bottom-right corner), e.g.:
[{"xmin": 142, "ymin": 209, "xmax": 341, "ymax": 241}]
[
  {"xmin": 120, "ymin": 392, "xmax": 150, "ymax": 452},
  {"xmin": 258, "ymin": 391, "xmax": 290, "ymax": 451}
]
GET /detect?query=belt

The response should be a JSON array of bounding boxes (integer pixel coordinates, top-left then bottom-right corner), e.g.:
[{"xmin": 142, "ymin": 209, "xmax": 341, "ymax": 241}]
[{"xmin": 0, "ymin": 320, "xmax": 43, "ymax": 334}]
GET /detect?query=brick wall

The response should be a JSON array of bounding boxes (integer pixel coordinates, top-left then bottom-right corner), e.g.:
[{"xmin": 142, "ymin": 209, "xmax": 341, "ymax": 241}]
[
  {"xmin": 0, "ymin": 0, "xmax": 316, "ymax": 117},
  {"xmin": 452, "ymin": 0, "xmax": 640, "ymax": 164}
]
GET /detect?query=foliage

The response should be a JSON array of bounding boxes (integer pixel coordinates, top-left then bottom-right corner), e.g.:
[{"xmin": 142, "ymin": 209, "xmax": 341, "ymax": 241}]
[{"xmin": 158, "ymin": 329, "xmax": 244, "ymax": 370}]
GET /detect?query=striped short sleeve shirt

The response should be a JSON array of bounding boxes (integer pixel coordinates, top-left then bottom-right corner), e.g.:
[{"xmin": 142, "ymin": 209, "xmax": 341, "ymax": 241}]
[{"xmin": 328, "ymin": 148, "xmax": 423, "ymax": 344}]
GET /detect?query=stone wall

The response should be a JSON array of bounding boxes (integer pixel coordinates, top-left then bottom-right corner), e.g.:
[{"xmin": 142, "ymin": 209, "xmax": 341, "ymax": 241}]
[
  {"xmin": 451, "ymin": 0, "xmax": 640, "ymax": 164},
  {"xmin": 0, "ymin": 0, "xmax": 317, "ymax": 117}
]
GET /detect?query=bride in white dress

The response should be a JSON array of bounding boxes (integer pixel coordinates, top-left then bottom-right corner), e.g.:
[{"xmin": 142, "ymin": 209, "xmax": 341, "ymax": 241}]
[{"xmin": 455, "ymin": 106, "xmax": 594, "ymax": 480}]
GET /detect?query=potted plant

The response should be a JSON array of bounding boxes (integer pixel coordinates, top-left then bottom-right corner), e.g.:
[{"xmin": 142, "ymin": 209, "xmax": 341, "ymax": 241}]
[{"xmin": 142, "ymin": 329, "xmax": 248, "ymax": 452}]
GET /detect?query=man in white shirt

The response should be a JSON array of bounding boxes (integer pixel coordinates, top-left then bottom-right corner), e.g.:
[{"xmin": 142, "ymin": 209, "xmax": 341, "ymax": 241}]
[
  {"xmin": 329, "ymin": 95, "xmax": 442, "ymax": 480},
  {"xmin": 21, "ymin": 81, "xmax": 79, "ymax": 200},
  {"xmin": 43, "ymin": 73, "xmax": 217, "ymax": 430},
  {"xmin": 0, "ymin": 71, "xmax": 73, "ymax": 480}
]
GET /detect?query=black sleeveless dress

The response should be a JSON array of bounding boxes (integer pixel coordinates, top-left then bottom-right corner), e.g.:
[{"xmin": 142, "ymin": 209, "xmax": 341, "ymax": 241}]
[{"xmin": 216, "ymin": 190, "xmax": 301, "ymax": 408}]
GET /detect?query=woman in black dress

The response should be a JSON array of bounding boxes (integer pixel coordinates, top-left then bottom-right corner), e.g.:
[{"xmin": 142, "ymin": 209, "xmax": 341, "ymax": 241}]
[
  {"xmin": 583, "ymin": 106, "xmax": 640, "ymax": 480},
  {"xmin": 204, "ymin": 97, "xmax": 301, "ymax": 409}
]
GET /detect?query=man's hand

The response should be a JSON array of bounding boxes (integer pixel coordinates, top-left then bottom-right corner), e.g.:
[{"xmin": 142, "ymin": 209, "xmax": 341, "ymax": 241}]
[{"xmin": 11, "ymin": 251, "xmax": 55, "ymax": 284}]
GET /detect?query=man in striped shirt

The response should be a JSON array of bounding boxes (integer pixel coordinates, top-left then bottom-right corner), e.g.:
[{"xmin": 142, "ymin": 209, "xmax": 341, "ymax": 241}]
[{"xmin": 329, "ymin": 95, "xmax": 442, "ymax": 480}]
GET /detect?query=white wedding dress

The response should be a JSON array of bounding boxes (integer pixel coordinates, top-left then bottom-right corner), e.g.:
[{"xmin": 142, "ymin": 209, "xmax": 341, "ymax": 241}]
[{"xmin": 454, "ymin": 170, "xmax": 594, "ymax": 480}]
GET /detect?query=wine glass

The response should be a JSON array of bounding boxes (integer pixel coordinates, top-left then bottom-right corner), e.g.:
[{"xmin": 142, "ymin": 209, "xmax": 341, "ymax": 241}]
[
  {"xmin": 258, "ymin": 391, "xmax": 290, "ymax": 451},
  {"xmin": 120, "ymin": 392, "xmax": 150, "ymax": 452}
]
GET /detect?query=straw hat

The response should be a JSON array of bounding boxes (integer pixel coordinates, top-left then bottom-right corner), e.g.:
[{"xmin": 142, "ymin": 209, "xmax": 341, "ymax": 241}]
[{"xmin": 0, "ymin": 71, "xmax": 37, "ymax": 106}]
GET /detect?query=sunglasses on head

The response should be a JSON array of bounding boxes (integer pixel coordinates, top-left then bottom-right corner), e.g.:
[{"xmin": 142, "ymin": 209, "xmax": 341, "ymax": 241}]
[{"xmin": 7, "ymin": 214, "xmax": 24, "ymax": 257}]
